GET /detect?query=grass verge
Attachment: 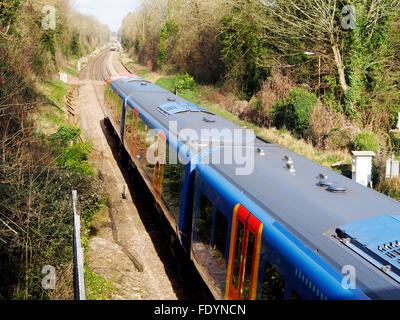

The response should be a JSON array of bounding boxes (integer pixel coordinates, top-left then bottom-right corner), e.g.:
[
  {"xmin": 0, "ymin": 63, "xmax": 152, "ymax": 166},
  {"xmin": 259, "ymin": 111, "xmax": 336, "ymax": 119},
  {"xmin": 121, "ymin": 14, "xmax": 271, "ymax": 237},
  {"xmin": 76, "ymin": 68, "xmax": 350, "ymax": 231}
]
[{"xmin": 84, "ymin": 266, "xmax": 116, "ymax": 300}]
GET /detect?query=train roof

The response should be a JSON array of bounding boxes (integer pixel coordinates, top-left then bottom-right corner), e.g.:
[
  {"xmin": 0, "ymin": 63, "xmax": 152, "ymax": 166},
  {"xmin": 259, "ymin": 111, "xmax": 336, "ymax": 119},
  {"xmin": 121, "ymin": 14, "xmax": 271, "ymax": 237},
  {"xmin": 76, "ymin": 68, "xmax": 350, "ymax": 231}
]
[
  {"xmin": 203, "ymin": 145, "xmax": 400, "ymax": 299},
  {"xmin": 109, "ymin": 75, "xmax": 268, "ymax": 147}
]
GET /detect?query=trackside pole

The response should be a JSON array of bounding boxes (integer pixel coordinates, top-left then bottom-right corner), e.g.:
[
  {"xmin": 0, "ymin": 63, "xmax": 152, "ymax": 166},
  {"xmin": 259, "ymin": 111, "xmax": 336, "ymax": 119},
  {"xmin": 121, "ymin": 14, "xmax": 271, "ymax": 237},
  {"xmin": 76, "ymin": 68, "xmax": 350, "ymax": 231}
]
[{"xmin": 72, "ymin": 190, "xmax": 86, "ymax": 300}]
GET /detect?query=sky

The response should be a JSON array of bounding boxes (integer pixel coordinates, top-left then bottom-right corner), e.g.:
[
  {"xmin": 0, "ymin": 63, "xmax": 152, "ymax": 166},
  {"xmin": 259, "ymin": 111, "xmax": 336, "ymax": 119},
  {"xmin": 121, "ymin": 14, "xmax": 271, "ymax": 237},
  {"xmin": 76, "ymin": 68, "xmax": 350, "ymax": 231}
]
[{"xmin": 72, "ymin": 0, "xmax": 140, "ymax": 33}]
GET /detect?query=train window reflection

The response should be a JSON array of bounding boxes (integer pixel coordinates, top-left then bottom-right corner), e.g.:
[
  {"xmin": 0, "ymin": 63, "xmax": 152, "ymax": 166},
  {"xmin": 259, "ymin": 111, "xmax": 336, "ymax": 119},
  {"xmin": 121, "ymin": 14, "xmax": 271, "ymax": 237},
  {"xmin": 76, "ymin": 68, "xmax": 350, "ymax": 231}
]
[
  {"xmin": 135, "ymin": 116, "xmax": 153, "ymax": 181},
  {"xmin": 124, "ymin": 107, "xmax": 134, "ymax": 153},
  {"xmin": 196, "ymin": 193, "xmax": 213, "ymax": 246},
  {"xmin": 232, "ymin": 220, "xmax": 244, "ymax": 289},
  {"xmin": 213, "ymin": 210, "xmax": 228, "ymax": 268},
  {"xmin": 104, "ymin": 86, "xmax": 122, "ymax": 128},
  {"xmin": 260, "ymin": 260, "xmax": 285, "ymax": 300},
  {"xmin": 162, "ymin": 144, "xmax": 184, "ymax": 223},
  {"xmin": 242, "ymin": 232, "xmax": 255, "ymax": 299}
]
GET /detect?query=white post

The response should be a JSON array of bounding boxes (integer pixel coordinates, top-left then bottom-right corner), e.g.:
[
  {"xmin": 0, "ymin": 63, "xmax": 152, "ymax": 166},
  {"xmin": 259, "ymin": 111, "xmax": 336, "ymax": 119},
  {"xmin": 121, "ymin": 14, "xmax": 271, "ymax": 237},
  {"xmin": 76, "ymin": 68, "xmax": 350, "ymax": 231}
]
[
  {"xmin": 351, "ymin": 151, "xmax": 375, "ymax": 187},
  {"xmin": 397, "ymin": 112, "xmax": 400, "ymax": 130},
  {"xmin": 77, "ymin": 60, "xmax": 81, "ymax": 72},
  {"xmin": 386, "ymin": 154, "xmax": 399, "ymax": 179},
  {"xmin": 72, "ymin": 190, "xmax": 86, "ymax": 300},
  {"xmin": 59, "ymin": 72, "xmax": 67, "ymax": 83}
]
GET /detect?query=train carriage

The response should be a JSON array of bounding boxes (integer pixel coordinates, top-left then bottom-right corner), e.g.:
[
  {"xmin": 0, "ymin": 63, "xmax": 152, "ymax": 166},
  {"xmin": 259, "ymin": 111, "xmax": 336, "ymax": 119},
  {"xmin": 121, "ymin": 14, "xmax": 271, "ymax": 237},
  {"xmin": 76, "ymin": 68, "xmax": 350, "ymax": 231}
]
[{"xmin": 103, "ymin": 73, "xmax": 400, "ymax": 300}]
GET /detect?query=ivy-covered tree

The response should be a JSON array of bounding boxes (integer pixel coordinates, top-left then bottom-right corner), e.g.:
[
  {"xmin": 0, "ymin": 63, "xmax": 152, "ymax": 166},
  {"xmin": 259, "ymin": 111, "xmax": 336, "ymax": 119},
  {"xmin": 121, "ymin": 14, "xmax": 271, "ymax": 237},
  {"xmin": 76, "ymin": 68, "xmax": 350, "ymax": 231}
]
[
  {"xmin": 69, "ymin": 31, "xmax": 82, "ymax": 58},
  {"xmin": 219, "ymin": 0, "xmax": 271, "ymax": 98},
  {"xmin": 158, "ymin": 8, "xmax": 179, "ymax": 69},
  {"xmin": 261, "ymin": 0, "xmax": 400, "ymax": 112}
]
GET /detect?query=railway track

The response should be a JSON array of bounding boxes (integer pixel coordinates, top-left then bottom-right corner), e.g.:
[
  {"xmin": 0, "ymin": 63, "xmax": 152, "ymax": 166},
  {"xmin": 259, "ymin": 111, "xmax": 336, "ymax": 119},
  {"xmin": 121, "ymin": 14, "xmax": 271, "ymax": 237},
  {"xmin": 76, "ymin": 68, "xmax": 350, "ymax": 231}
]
[{"xmin": 80, "ymin": 48, "xmax": 213, "ymax": 300}]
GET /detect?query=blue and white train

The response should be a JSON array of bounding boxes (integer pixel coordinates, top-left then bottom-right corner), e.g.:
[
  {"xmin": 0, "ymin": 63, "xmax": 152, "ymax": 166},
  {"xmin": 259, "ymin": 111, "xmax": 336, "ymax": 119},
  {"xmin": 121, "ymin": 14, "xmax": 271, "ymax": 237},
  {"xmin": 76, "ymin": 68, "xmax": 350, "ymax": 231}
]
[{"xmin": 103, "ymin": 73, "xmax": 400, "ymax": 300}]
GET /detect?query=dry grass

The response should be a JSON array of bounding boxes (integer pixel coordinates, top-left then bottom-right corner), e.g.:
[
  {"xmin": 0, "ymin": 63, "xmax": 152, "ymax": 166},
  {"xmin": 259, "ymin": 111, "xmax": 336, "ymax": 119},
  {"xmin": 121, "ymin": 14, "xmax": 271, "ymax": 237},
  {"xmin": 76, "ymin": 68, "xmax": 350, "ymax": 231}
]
[
  {"xmin": 256, "ymin": 70, "xmax": 294, "ymax": 108},
  {"xmin": 204, "ymin": 101, "xmax": 352, "ymax": 168},
  {"xmin": 249, "ymin": 126, "xmax": 352, "ymax": 168},
  {"xmin": 47, "ymin": 263, "xmax": 74, "ymax": 300},
  {"xmin": 307, "ymin": 102, "xmax": 360, "ymax": 151}
]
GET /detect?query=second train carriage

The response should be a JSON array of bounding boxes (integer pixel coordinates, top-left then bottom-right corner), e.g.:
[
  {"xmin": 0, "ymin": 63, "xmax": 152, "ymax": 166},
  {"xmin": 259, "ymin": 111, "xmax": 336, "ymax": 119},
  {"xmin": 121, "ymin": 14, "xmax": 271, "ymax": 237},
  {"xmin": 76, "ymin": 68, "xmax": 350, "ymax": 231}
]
[{"xmin": 103, "ymin": 73, "xmax": 400, "ymax": 300}]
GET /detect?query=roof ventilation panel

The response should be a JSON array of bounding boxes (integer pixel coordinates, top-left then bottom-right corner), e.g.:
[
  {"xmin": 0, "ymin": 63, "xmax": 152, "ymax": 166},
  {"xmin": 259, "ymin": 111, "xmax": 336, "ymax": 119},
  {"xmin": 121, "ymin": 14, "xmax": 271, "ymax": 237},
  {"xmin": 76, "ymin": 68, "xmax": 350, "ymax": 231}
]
[
  {"xmin": 336, "ymin": 215, "xmax": 400, "ymax": 284},
  {"xmin": 157, "ymin": 102, "xmax": 212, "ymax": 116}
]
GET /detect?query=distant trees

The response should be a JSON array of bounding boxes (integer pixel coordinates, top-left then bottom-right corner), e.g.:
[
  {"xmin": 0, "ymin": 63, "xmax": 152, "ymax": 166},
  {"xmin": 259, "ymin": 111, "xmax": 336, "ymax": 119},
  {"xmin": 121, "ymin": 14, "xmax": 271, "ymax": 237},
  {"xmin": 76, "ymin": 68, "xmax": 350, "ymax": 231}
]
[
  {"xmin": 120, "ymin": 0, "xmax": 228, "ymax": 79},
  {"xmin": 120, "ymin": 0, "xmax": 399, "ymax": 107},
  {"xmin": 0, "ymin": 0, "xmax": 111, "ymax": 75},
  {"xmin": 120, "ymin": 0, "xmax": 400, "ymax": 155}
]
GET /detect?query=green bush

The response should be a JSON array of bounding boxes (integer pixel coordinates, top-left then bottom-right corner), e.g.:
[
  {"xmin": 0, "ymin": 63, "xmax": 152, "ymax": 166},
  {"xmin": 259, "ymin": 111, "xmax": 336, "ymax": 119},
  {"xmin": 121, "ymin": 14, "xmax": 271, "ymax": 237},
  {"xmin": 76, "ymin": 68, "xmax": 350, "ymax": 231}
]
[
  {"xmin": 50, "ymin": 125, "xmax": 81, "ymax": 146},
  {"xmin": 156, "ymin": 74, "xmax": 196, "ymax": 94},
  {"xmin": 389, "ymin": 105, "xmax": 400, "ymax": 129},
  {"xmin": 272, "ymin": 87, "xmax": 317, "ymax": 138},
  {"xmin": 353, "ymin": 131, "xmax": 379, "ymax": 154},
  {"xmin": 173, "ymin": 73, "xmax": 196, "ymax": 91},
  {"xmin": 57, "ymin": 142, "xmax": 94, "ymax": 175}
]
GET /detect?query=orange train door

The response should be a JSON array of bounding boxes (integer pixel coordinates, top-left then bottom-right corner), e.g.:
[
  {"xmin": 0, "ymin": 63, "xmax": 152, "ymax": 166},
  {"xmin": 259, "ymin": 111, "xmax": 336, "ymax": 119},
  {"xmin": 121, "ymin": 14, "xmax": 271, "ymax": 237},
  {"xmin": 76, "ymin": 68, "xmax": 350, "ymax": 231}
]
[{"xmin": 225, "ymin": 204, "xmax": 263, "ymax": 300}]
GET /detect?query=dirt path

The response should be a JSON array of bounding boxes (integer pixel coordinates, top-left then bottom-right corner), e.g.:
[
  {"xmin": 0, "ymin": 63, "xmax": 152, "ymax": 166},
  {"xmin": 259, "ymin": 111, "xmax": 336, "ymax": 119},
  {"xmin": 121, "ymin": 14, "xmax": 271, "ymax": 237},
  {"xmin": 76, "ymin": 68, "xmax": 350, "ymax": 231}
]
[{"xmin": 71, "ymin": 63, "xmax": 178, "ymax": 300}]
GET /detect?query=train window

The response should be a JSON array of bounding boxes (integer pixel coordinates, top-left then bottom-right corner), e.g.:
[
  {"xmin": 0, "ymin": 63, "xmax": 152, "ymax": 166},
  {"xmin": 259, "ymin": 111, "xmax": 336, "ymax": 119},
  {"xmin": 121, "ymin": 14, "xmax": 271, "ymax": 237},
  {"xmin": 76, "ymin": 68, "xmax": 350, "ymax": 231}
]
[
  {"xmin": 242, "ymin": 232, "xmax": 255, "ymax": 300},
  {"xmin": 104, "ymin": 86, "xmax": 115, "ymax": 120},
  {"xmin": 196, "ymin": 193, "xmax": 214, "ymax": 246},
  {"xmin": 124, "ymin": 107, "xmax": 134, "ymax": 154},
  {"xmin": 137, "ymin": 115, "xmax": 148, "ymax": 146},
  {"xmin": 116, "ymin": 98, "xmax": 123, "ymax": 128},
  {"xmin": 134, "ymin": 115, "xmax": 153, "ymax": 181},
  {"xmin": 232, "ymin": 220, "xmax": 244, "ymax": 288},
  {"xmin": 105, "ymin": 87, "xmax": 121, "ymax": 127},
  {"xmin": 260, "ymin": 260, "xmax": 285, "ymax": 300},
  {"xmin": 212, "ymin": 209, "xmax": 228, "ymax": 267},
  {"xmin": 162, "ymin": 144, "xmax": 184, "ymax": 223}
]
